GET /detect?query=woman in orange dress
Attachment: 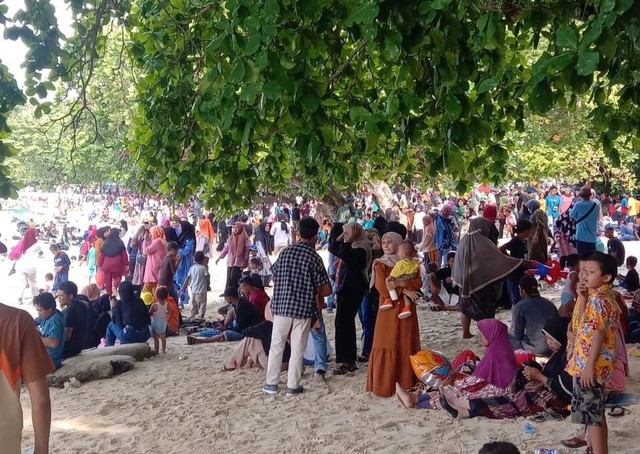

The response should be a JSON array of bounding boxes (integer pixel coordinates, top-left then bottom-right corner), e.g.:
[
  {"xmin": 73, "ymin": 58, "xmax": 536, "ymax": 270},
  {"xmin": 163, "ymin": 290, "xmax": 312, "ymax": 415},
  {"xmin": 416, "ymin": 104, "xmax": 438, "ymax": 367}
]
[{"xmin": 367, "ymin": 232, "xmax": 422, "ymax": 397}]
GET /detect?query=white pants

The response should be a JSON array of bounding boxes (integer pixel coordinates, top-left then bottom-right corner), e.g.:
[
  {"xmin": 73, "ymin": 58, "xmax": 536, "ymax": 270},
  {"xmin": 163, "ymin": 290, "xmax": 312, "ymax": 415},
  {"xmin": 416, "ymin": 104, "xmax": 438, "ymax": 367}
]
[
  {"xmin": 266, "ymin": 315, "xmax": 311, "ymax": 389},
  {"xmin": 18, "ymin": 270, "xmax": 38, "ymax": 300}
]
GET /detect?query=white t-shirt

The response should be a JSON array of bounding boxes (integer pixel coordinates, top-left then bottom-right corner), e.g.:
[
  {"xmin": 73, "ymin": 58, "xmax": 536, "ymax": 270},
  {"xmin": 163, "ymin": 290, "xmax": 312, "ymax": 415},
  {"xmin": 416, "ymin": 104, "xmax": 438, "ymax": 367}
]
[{"xmin": 413, "ymin": 212, "xmax": 426, "ymax": 231}]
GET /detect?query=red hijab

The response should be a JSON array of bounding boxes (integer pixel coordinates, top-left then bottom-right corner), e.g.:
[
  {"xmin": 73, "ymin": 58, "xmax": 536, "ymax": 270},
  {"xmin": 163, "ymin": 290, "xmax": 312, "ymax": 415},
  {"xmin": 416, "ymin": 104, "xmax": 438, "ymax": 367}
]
[{"xmin": 10, "ymin": 227, "xmax": 38, "ymax": 260}]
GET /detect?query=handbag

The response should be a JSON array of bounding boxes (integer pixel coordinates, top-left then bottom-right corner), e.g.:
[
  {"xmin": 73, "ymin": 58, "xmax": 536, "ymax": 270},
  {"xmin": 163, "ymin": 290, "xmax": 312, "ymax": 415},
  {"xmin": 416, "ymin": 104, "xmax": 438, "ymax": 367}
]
[{"xmin": 136, "ymin": 254, "xmax": 147, "ymax": 265}]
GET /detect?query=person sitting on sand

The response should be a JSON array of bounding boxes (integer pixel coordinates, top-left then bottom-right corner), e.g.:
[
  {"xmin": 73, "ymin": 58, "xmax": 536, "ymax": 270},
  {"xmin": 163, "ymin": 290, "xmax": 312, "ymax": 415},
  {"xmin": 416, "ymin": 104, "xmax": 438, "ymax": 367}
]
[
  {"xmin": 187, "ymin": 286, "xmax": 261, "ymax": 344},
  {"xmin": 238, "ymin": 275, "xmax": 270, "ymax": 321},
  {"xmin": 396, "ymin": 319, "xmax": 516, "ymax": 410},
  {"xmin": 225, "ymin": 302, "xmax": 291, "ymax": 371},
  {"xmin": 105, "ymin": 281, "xmax": 151, "ymax": 346},
  {"xmin": 33, "ymin": 292, "xmax": 66, "ymax": 369},
  {"xmin": 441, "ymin": 317, "xmax": 573, "ymax": 420},
  {"xmin": 379, "ymin": 240, "xmax": 420, "ymax": 319}
]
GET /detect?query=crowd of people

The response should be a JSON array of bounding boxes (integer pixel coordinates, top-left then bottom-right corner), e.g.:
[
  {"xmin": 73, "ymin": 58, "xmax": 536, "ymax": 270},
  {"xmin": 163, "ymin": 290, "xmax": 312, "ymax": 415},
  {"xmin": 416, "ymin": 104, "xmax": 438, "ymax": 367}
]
[{"xmin": 3, "ymin": 181, "xmax": 640, "ymax": 454}]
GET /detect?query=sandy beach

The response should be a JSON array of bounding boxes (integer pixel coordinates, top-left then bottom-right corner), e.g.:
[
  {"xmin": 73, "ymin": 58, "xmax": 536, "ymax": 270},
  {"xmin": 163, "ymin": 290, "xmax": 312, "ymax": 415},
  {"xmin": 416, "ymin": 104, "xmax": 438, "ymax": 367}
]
[{"xmin": 2, "ymin": 206, "xmax": 638, "ymax": 453}]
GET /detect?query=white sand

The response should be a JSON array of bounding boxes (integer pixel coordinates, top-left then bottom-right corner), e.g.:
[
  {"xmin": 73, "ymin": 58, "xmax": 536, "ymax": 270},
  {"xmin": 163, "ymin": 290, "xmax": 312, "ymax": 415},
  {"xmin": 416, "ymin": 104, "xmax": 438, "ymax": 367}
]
[{"xmin": 2, "ymin": 205, "xmax": 638, "ymax": 453}]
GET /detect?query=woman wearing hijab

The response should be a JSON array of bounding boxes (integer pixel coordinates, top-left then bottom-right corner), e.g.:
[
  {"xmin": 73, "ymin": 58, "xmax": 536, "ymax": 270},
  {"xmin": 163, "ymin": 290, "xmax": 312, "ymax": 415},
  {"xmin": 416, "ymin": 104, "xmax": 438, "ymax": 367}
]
[
  {"xmin": 329, "ymin": 222, "xmax": 372, "ymax": 375},
  {"xmin": 196, "ymin": 217, "xmax": 216, "ymax": 258},
  {"xmin": 481, "ymin": 205, "xmax": 500, "ymax": 245},
  {"xmin": 529, "ymin": 207, "xmax": 549, "ymax": 263},
  {"xmin": 396, "ymin": 319, "xmax": 517, "ymax": 410},
  {"xmin": 520, "ymin": 199, "xmax": 540, "ymax": 222},
  {"xmin": 367, "ymin": 232, "xmax": 422, "ymax": 397},
  {"xmin": 435, "ymin": 204, "xmax": 458, "ymax": 265},
  {"xmin": 441, "ymin": 317, "xmax": 573, "ymax": 419},
  {"xmin": 554, "ymin": 199, "xmax": 578, "ymax": 268},
  {"xmin": 216, "ymin": 221, "xmax": 251, "ymax": 290},
  {"xmin": 253, "ymin": 220, "xmax": 273, "ymax": 285},
  {"xmin": 175, "ymin": 221, "xmax": 196, "ymax": 296},
  {"xmin": 453, "ymin": 217, "xmax": 526, "ymax": 338},
  {"xmin": 142, "ymin": 226, "xmax": 167, "ymax": 296},
  {"xmin": 94, "ymin": 226, "xmax": 110, "ymax": 288},
  {"xmin": 99, "ymin": 228, "xmax": 129, "ymax": 295},
  {"xmin": 105, "ymin": 281, "xmax": 151, "ymax": 345},
  {"xmin": 10, "ymin": 227, "xmax": 41, "ymax": 303},
  {"xmin": 129, "ymin": 225, "xmax": 148, "ymax": 290}
]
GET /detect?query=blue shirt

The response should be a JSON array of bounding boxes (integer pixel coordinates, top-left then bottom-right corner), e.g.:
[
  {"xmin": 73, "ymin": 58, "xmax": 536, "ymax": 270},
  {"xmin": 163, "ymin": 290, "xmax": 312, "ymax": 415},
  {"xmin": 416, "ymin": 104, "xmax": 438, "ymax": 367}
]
[
  {"xmin": 36, "ymin": 310, "xmax": 66, "ymax": 367},
  {"xmin": 570, "ymin": 200, "xmax": 600, "ymax": 243},
  {"xmin": 545, "ymin": 194, "xmax": 561, "ymax": 218}
]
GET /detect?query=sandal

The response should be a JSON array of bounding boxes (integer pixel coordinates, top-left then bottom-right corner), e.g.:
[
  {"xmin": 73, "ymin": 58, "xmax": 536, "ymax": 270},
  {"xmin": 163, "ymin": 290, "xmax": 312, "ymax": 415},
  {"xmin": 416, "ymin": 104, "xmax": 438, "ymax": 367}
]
[
  {"xmin": 607, "ymin": 406, "xmax": 626, "ymax": 418},
  {"xmin": 186, "ymin": 336, "xmax": 197, "ymax": 345},
  {"xmin": 561, "ymin": 436, "xmax": 587, "ymax": 449},
  {"xmin": 333, "ymin": 364, "xmax": 357, "ymax": 375}
]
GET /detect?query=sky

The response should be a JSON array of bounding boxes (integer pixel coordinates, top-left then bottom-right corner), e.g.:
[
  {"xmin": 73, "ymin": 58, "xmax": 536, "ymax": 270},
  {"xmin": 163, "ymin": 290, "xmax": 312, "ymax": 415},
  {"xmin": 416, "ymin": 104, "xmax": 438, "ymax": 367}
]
[{"xmin": 1, "ymin": 0, "xmax": 73, "ymax": 87}]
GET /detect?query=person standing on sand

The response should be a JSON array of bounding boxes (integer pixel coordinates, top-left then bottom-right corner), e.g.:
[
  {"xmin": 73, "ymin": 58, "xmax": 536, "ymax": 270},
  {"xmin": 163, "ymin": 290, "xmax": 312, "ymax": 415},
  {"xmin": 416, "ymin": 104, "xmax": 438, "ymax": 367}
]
[
  {"xmin": 262, "ymin": 217, "xmax": 332, "ymax": 397},
  {"xmin": 0, "ymin": 303, "xmax": 54, "ymax": 454},
  {"xmin": 367, "ymin": 232, "xmax": 422, "ymax": 397}
]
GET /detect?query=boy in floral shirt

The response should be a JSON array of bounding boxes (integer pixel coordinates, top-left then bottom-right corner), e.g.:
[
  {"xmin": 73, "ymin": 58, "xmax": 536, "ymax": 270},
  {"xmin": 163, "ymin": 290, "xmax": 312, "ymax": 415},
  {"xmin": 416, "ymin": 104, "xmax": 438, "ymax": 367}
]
[{"xmin": 566, "ymin": 251, "xmax": 619, "ymax": 454}]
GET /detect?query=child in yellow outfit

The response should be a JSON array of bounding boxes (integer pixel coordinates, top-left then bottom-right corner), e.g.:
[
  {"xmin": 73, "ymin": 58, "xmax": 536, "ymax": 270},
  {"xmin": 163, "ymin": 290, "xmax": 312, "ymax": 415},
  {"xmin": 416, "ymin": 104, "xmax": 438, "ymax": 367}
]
[
  {"xmin": 380, "ymin": 240, "xmax": 420, "ymax": 319},
  {"xmin": 566, "ymin": 251, "xmax": 620, "ymax": 454}
]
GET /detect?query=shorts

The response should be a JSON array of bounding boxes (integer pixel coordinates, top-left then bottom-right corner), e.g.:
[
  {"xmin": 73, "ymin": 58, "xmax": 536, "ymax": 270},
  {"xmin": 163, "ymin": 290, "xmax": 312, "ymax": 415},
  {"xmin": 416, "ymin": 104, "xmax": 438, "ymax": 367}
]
[
  {"xmin": 151, "ymin": 317, "xmax": 167, "ymax": 335},
  {"xmin": 571, "ymin": 376, "xmax": 605, "ymax": 426}
]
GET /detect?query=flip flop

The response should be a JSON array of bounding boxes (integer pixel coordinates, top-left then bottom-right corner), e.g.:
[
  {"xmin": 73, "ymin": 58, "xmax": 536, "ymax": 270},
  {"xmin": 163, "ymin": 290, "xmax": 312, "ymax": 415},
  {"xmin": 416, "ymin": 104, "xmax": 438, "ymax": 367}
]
[
  {"xmin": 561, "ymin": 436, "xmax": 587, "ymax": 449},
  {"xmin": 607, "ymin": 406, "xmax": 626, "ymax": 418}
]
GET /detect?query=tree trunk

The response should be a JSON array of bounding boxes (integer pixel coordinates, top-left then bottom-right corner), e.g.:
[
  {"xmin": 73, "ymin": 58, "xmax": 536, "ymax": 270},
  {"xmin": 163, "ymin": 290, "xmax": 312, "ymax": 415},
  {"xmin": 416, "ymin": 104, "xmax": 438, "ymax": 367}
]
[{"xmin": 364, "ymin": 179, "xmax": 395, "ymax": 212}]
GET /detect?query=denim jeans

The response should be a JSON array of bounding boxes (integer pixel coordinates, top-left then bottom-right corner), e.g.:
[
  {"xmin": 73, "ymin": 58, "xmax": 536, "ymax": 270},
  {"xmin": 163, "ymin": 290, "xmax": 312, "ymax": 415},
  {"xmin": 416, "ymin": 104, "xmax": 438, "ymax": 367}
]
[
  {"xmin": 506, "ymin": 274, "xmax": 522, "ymax": 307},
  {"xmin": 310, "ymin": 316, "xmax": 328, "ymax": 373},
  {"xmin": 223, "ymin": 329, "xmax": 245, "ymax": 341},
  {"xmin": 326, "ymin": 253, "xmax": 337, "ymax": 309},
  {"xmin": 106, "ymin": 322, "xmax": 150, "ymax": 346},
  {"xmin": 358, "ymin": 292, "xmax": 378, "ymax": 359}
]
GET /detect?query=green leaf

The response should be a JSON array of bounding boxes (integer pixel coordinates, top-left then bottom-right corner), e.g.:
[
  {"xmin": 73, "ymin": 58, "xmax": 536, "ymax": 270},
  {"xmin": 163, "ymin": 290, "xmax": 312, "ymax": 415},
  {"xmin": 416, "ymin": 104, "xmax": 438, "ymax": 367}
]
[
  {"xmin": 556, "ymin": 26, "xmax": 578, "ymax": 50},
  {"xmin": 264, "ymin": 0, "xmax": 280, "ymax": 20},
  {"xmin": 244, "ymin": 35, "xmax": 261, "ymax": 56},
  {"xmin": 229, "ymin": 60, "xmax": 246, "ymax": 83},
  {"xmin": 346, "ymin": 2, "xmax": 379, "ymax": 25},
  {"xmin": 431, "ymin": 0, "xmax": 452, "ymax": 10},
  {"xmin": 576, "ymin": 50, "xmax": 600, "ymax": 76},
  {"xmin": 476, "ymin": 78, "xmax": 498, "ymax": 94},
  {"xmin": 445, "ymin": 96, "xmax": 462, "ymax": 119},
  {"xmin": 349, "ymin": 106, "xmax": 370, "ymax": 122},
  {"xmin": 529, "ymin": 81, "xmax": 554, "ymax": 113},
  {"xmin": 615, "ymin": 0, "xmax": 634, "ymax": 13},
  {"xmin": 600, "ymin": 0, "xmax": 615, "ymax": 12},
  {"xmin": 582, "ymin": 24, "xmax": 602, "ymax": 47}
]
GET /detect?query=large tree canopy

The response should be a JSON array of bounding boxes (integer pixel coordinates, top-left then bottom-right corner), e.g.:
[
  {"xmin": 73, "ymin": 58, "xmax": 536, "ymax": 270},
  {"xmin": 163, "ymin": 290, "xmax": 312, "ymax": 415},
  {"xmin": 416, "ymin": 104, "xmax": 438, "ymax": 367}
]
[{"xmin": 0, "ymin": 0, "xmax": 639, "ymax": 210}]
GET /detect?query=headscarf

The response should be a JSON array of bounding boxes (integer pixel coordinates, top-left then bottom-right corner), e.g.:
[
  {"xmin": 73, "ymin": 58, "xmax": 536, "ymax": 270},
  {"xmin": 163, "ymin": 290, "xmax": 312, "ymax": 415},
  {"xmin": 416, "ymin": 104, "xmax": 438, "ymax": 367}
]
[
  {"xmin": 198, "ymin": 218, "xmax": 216, "ymax": 242},
  {"xmin": 101, "ymin": 228, "xmax": 126, "ymax": 257},
  {"xmin": 343, "ymin": 222, "xmax": 373, "ymax": 274},
  {"xmin": 229, "ymin": 221, "xmax": 250, "ymax": 258},
  {"xmin": 555, "ymin": 198, "xmax": 577, "ymax": 247},
  {"xmin": 179, "ymin": 221, "xmax": 196, "ymax": 245},
  {"xmin": 372, "ymin": 216, "xmax": 388, "ymax": 235},
  {"xmin": 473, "ymin": 319, "xmax": 517, "ymax": 388},
  {"xmin": 482, "ymin": 204, "xmax": 498, "ymax": 221},
  {"xmin": 386, "ymin": 221, "xmax": 407, "ymax": 239},
  {"xmin": 149, "ymin": 225, "xmax": 168, "ymax": 242},
  {"xmin": 452, "ymin": 217, "xmax": 523, "ymax": 297},
  {"xmin": 255, "ymin": 221, "xmax": 269, "ymax": 244},
  {"xmin": 365, "ymin": 228, "xmax": 382, "ymax": 251},
  {"xmin": 112, "ymin": 281, "xmax": 149, "ymax": 329},
  {"xmin": 370, "ymin": 232, "xmax": 403, "ymax": 288},
  {"xmin": 162, "ymin": 226, "xmax": 178, "ymax": 243},
  {"xmin": 96, "ymin": 226, "xmax": 109, "ymax": 240},
  {"xmin": 80, "ymin": 284, "xmax": 101, "ymax": 302},
  {"xmin": 440, "ymin": 203, "xmax": 455, "ymax": 219},
  {"xmin": 10, "ymin": 227, "xmax": 38, "ymax": 260},
  {"xmin": 96, "ymin": 294, "xmax": 111, "ymax": 313},
  {"xmin": 328, "ymin": 222, "xmax": 344, "ymax": 244},
  {"xmin": 541, "ymin": 316, "xmax": 569, "ymax": 348},
  {"xmin": 521, "ymin": 199, "xmax": 540, "ymax": 221}
]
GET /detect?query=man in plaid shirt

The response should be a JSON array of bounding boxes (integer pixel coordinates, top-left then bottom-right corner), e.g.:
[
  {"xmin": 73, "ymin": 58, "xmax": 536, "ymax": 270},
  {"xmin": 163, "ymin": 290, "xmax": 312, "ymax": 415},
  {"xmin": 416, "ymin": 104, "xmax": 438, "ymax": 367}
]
[{"xmin": 263, "ymin": 217, "xmax": 332, "ymax": 396}]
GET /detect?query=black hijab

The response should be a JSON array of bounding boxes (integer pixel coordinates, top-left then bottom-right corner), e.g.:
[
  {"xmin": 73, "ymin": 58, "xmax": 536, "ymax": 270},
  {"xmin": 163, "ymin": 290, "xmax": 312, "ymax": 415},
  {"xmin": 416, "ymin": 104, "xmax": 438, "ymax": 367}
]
[
  {"xmin": 255, "ymin": 221, "xmax": 269, "ymax": 244},
  {"xmin": 112, "ymin": 281, "xmax": 149, "ymax": 329},
  {"xmin": 96, "ymin": 226, "xmax": 109, "ymax": 240},
  {"xmin": 386, "ymin": 221, "xmax": 407, "ymax": 239},
  {"xmin": 179, "ymin": 221, "xmax": 196, "ymax": 245},
  {"xmin": 372, "ymin": 216, "xmax": 388, "ymax": 235},
  {"xmin": 163, "ymin": 226, "xmax": 179, "ymax": 243},
  {"xmin": 541, "ymin": 316, "xmax": 570, "ymax": 376},
  {"xmin": 328, "ymin": 222, "xmax": 344, "ymax": 245},
  {"xmin": 101, "ymin": 228, "xmax": 126, "ymax": 257}
]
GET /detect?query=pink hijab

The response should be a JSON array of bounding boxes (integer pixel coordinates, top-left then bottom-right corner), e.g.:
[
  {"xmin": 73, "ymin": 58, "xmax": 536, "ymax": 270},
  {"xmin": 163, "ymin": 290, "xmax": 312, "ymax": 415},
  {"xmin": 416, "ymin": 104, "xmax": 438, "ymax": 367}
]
[{"xmin": 472, "ymin": 319, "xmax": 517, "ymax": 388}]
